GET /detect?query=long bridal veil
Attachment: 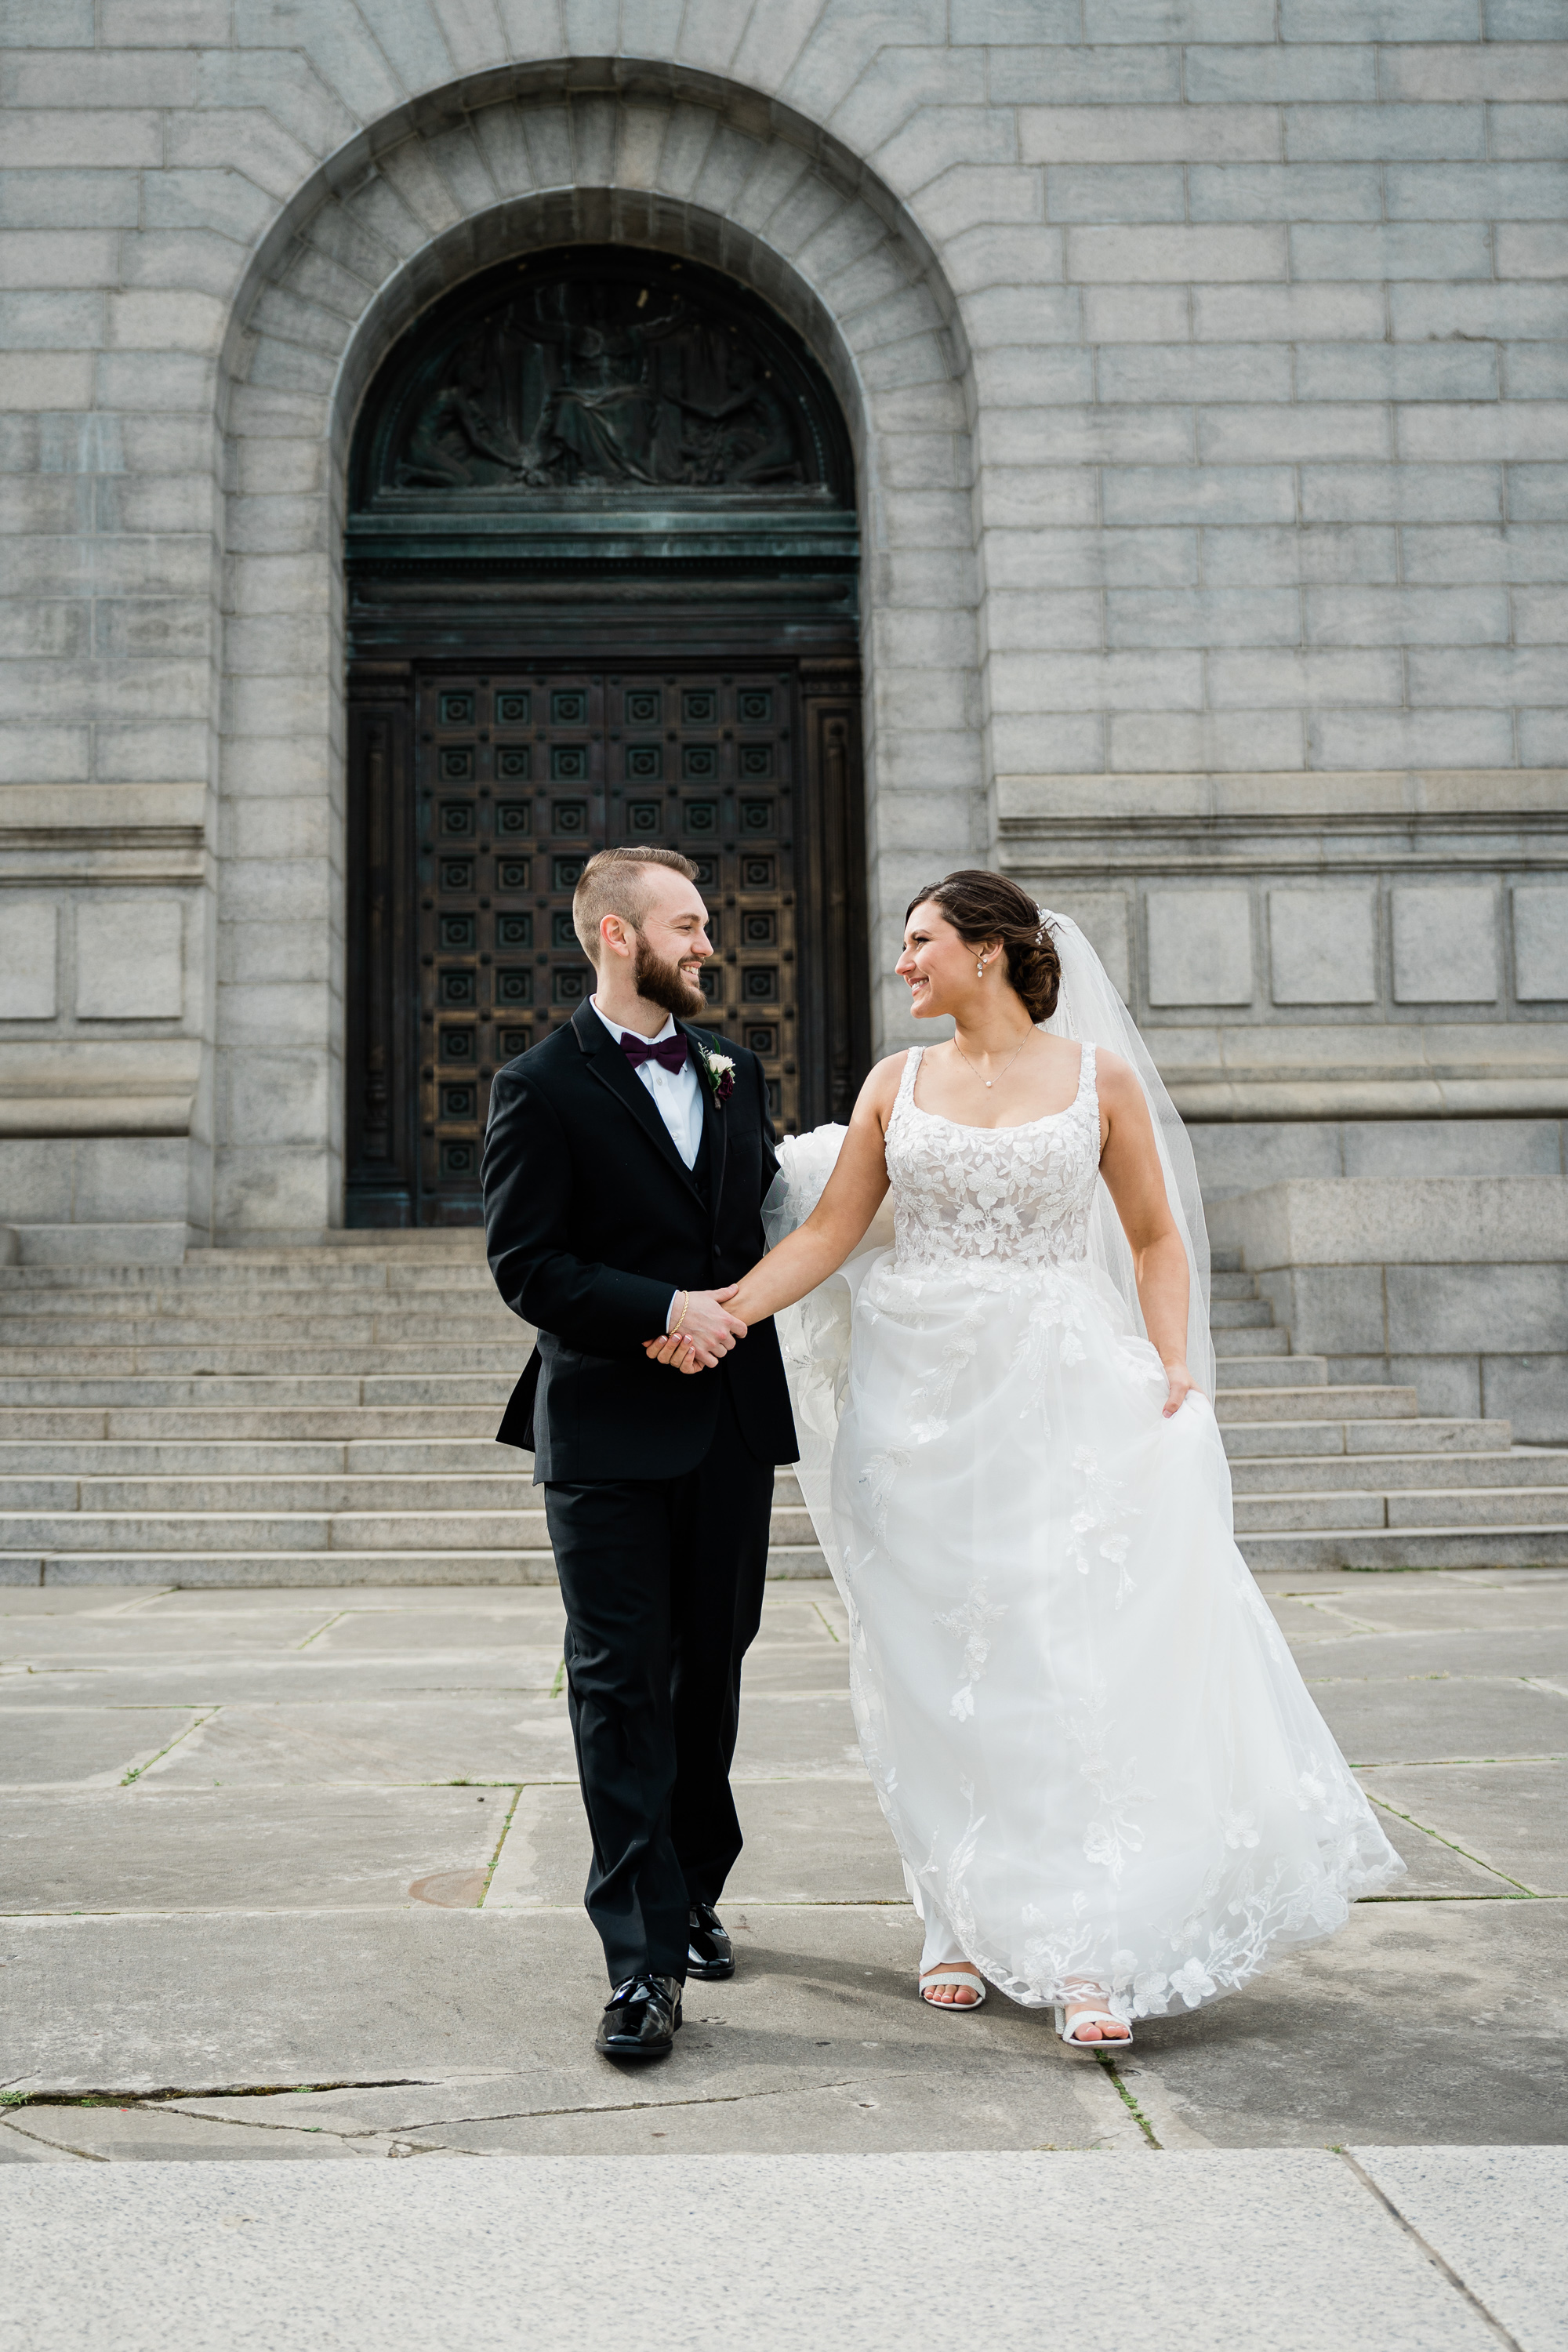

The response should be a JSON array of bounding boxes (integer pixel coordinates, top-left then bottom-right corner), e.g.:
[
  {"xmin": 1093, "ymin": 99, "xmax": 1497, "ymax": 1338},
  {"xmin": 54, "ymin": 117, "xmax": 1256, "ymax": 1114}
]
[
  {"xmin": 762, "ymin": 907, "xmax": 1214, "ymax": 1588},
  {"xmin": 1040, "ymin": 909, "xmax": 1214, "ymax": 1403}
]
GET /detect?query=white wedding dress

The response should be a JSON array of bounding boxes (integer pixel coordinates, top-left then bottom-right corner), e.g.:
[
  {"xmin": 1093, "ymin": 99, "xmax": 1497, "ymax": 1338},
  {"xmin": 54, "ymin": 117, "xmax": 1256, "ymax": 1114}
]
[{"xmin": 766, "ymin": 1031, "xmax": 1403, "ymax": 2024}]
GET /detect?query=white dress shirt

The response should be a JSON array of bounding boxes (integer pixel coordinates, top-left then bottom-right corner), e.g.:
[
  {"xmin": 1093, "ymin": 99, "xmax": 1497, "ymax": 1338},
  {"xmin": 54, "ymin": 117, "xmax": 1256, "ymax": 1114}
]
[
  {"xmin": 590, "ymin": 996, "xmax": 703, "ymax": 1167},
  {"xmin": 591, "ymin": 996, "xmax": 704, "ymax": 1334}
]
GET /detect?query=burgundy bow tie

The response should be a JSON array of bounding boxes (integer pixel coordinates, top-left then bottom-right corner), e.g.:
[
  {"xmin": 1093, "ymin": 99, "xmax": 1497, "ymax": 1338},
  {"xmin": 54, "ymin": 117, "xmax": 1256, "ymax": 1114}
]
[{"xmin": 620, "ymin": 1032, "xmax": 688, "ymax": 1076}]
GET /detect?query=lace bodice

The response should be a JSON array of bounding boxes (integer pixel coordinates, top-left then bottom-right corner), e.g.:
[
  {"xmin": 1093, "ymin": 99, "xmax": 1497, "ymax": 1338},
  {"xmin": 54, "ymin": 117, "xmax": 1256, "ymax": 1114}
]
[{"xmin": 886, "ymin": 1043, "xmax": 1101, "ymax": 1274}]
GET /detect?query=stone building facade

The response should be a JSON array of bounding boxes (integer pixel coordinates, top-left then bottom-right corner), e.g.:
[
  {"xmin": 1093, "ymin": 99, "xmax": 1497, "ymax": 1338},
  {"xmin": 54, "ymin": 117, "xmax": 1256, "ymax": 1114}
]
[{"xmin": 0, "ymin": 1, "xmax": 1566, "ymax": 1423}]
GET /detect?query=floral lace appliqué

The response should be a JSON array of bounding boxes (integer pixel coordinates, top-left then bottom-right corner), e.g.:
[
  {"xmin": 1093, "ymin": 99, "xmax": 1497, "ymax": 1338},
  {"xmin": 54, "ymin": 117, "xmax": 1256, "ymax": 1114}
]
[{"xmin": 887, "ymin": 1044, "xmax": 1102, "ymax": 1278}]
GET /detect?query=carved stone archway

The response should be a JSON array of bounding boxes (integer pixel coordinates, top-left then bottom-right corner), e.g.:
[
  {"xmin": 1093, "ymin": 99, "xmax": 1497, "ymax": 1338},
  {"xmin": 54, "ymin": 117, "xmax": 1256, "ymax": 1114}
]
[{"xmin": 213, "ymin": 74, "xmax": 978, "ymax": 1236}]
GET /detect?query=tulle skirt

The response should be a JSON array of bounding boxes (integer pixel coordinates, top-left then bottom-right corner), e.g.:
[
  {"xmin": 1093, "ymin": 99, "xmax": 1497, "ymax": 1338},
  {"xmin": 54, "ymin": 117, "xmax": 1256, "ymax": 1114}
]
[{"xmin": 827, "ymin": 1248, "xmax": 1404, "ymax": 2020}]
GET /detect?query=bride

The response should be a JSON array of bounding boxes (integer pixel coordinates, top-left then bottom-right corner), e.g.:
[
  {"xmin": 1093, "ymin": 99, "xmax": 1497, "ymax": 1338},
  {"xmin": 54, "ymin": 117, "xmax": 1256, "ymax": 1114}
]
[{"xmin": 650, "ymin": 869, "xmax": 1404, "ymax": 2045}]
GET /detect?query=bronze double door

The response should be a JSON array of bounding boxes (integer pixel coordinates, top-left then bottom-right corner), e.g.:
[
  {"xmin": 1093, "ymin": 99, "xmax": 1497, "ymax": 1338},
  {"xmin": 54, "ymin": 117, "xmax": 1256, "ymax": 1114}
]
[{"xmin": 347, "ymin": 650, "xmax": 867, "ymax": 1227}]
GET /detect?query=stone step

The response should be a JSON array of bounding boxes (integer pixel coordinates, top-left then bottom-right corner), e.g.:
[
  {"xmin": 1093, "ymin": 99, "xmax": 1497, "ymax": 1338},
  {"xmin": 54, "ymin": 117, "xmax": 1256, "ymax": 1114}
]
[
  {"xmin": 1210, "ymin": 1247, "xmax": 1243, "ymax": 1272},
  {"xmin": 0, "ymin": 1475, "xmax": 535, "ymax": 1512},
  {"xmin": 0, "ymin": 1407, "xmax": 510, "ymax": 1440},
  {"xmin": 0, "ymin": 1500, "xmax": 815, "ymax": 1552},
  {"xmin": 1217, "ymin": 1385, "xmax": 1416, "ymax": 1421},
  {"xmin": 5, "ymin": 1452, "xmax": 1548, "ymax": 1516},
  {"xmin": 1233, "ymin": 1485, "xmax": 1568, "ymax": 1534},
  {"xmin": 1215, "ymin": 1356, "xmax": 1327, "ymax": 1389},
  {"xmin": 0, "ymin": 1327, "xmax": 521, "ymax": 1364},
  {"xmin": 1229, "ymin": 1450, "xmax": 1565, "ymax": 1494},
  {"xmin": 0, "ymin": 1422, "xmax": 1505, "ymax": 1473},
  {"xmin": 0, "ymin": 1344, "xmax": 529, "ymax": 1376},
  {"xmin": 1234, "ymin": 1492, "xmax": 1388, "ymax": 1533},
  {"xmin": 0, "ymin": 1543, "xmax": 829, "ymax": 1589},
  {"xmin": 1207, "ymin": 1269, "xmax": 1260, "ymax": 1301},
  {"xmin": 0, "ymin": 1267, "xmax": 499, "ymax": 1299},
  {"xmin": 184, "ymin": 1238, "xmax": 488, "ymax": 1262},
  {"xmin": 1236, "ymin": 1527, "xmax": 1568, "ymax": 1570},
  {"xmin": 1208, "ymin": 1301, "xmax": 1276, "ymax": 1329},
  {"xmin": 0, "ymin": 1437, "xmax": 535, "ymax": 1471},
  {"xmin": 0, "ymin": 1477, "xmax": 822, "ymax": 1537},
  {"xmin": 1388, "ymin": 1486, "xmax": 1568, "ymax": 1529},
  {"xmin": 1212, "ymin": 1328, "xmax": 1290, "ymax": 1357},
  {"xmin": 1220, "ymin": 1417, "xmax": 1499, "ymax": 1457},
  {"xmin": 0, "ymin": 1441, "xmax": 382, "ymax": 1473},
  {"xmin": 0, "ymin": 1376, "xmax": 515, "ymax": 1406},
  {"xmin": 0, "ymin": 1312, "xmax": 522, "ymax": 1348}
]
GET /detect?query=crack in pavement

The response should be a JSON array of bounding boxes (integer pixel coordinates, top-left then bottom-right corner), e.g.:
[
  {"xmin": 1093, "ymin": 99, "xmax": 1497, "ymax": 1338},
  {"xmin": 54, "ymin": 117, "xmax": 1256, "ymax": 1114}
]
[
  {"xmin": 5, "ymin": 2077, "xmax": 870, "ymax": 2160},
  {"xmin": 2, "ymin": 2079, "xmax": 430, "ymax": 2106}
]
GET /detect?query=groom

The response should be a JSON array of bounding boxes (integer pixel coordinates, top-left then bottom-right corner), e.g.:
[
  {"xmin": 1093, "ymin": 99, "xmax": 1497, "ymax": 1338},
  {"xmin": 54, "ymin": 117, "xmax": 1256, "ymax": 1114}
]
[{"xmin": 481, "ymin": 844, "xmax": 797, "ymax": 2062}]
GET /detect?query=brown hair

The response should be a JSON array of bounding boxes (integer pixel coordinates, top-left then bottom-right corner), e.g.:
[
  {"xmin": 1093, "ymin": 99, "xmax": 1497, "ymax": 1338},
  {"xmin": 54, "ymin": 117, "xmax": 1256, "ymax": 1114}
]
[
  {"xmin": 572, "ymin": 845, "xmax": 699, "ymax": 963},
  {"xmin": 905, "ymin": 869, "xmax": 1062, "ymax": 1022}
]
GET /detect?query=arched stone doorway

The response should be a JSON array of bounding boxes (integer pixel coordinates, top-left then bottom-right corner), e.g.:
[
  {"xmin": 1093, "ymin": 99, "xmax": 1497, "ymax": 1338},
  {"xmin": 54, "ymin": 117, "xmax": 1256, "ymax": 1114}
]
[{"xmin": 342, "ymin": 244, "xmax": 869, "ymax": 1228}]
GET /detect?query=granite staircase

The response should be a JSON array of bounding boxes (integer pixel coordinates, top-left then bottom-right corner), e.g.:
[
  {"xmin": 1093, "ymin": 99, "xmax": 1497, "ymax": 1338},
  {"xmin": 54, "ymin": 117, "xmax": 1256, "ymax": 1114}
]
[
  {"xmin": 1208, "ymin": 1251, "xmax": 1568, "ymax": 1568},
  {"xmin": 0, "ymin": 1236, "xmax": 1563, "ymax": 1585}
]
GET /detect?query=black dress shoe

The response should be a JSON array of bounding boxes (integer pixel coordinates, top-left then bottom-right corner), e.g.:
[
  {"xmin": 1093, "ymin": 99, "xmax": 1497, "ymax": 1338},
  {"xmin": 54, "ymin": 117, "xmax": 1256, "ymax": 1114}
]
[
  {"xmin": 594, "ymin": 1973, "xmax": 682, "ymax": 2062},
  {"xmin": 686, "ymin": 1902, "xmax": 735, "ymax": 1981}
]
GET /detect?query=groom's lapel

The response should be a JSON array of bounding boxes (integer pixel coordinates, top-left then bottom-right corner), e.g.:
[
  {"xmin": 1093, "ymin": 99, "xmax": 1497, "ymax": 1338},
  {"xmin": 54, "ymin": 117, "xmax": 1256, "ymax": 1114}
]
[
  {"xmin": 681, "ymin": 1021, "xmax": 728, "ymax": 1238},
  {"xmin": 571, "ymin": 1000, "xmax": 705, "ymax": 1205}
]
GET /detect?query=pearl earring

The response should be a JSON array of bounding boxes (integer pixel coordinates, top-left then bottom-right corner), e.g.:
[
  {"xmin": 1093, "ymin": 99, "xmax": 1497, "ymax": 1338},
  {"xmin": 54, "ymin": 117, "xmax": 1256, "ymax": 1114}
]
[{"xmin": 976, "ymin": 955, "xmax": 986, "ymax": 978}]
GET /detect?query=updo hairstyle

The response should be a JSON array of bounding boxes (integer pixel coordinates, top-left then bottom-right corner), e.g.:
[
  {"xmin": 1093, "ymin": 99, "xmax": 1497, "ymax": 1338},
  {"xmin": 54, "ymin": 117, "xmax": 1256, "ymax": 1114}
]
[{"xmin": 905, "ymin": 869, "xmax": 1062, "ymax": 1023}]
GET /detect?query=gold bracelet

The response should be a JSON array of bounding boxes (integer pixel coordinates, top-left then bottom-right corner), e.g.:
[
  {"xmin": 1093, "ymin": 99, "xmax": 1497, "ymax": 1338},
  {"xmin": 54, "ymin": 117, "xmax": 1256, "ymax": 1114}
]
[{"xmin": 670, "ymin": 1290, "xmax": 689, "ymax": 1335}]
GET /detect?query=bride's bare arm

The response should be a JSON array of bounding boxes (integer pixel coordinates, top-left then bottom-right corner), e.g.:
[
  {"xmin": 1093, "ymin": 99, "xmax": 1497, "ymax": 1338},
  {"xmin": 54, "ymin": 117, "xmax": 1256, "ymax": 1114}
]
[
  {"xmin": 1095, "ymin": 1051, "xmax": 1197, "ymax": 1415},
  {"xmin": 644, "ymin": 1056, "xmax": 902, "ymax": 1370}
]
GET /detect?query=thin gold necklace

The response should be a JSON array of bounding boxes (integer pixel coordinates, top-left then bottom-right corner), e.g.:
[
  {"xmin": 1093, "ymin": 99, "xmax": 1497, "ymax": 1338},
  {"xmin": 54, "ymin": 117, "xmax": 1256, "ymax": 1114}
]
[{"xmin": 951, "ymin": 1033, "xmax": 1030, "ymax": 1091}]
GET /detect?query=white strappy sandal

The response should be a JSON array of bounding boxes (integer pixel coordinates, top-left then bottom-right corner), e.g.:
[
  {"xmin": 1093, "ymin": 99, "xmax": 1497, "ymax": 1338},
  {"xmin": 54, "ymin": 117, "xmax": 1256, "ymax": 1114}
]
[
  {"xmin": 1054, "ymin": 1999, "xmax": 1132, "ymax": 2049},
  {"xmin": 920, "ymin": 1966, "xmax": 987, "ymax": 2011}
]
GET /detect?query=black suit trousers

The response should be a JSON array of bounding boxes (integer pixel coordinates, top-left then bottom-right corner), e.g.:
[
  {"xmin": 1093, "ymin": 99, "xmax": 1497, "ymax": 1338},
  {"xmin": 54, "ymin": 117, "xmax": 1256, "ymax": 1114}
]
[{"xmin": 543, "ymin": 1378, "xmax": 774, "ymax": 1988}]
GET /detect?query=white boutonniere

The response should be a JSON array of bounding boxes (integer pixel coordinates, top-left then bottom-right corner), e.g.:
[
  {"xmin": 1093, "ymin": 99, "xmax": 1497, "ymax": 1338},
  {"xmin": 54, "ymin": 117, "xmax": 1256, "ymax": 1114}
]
[{"xmin": 700, "ymin": 1045, "xmax": 736, "ymax": 1105}]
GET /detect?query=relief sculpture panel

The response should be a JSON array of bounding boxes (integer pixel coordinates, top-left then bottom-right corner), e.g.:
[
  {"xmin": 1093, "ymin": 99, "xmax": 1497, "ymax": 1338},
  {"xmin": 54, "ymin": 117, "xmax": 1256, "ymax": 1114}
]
[{"xmin": 361, "ymin": 251, "xmax": 848, "ymax": 503}]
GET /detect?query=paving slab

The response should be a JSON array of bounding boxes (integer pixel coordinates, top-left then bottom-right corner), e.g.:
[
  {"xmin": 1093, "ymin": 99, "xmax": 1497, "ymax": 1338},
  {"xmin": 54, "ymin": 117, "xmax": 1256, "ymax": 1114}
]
[
  {"xmin": 731, "ymin": 1691, "xmax": 863, "ymax": 1779},
  {"xmin": 1310, "ymin": 1674, "xmax": 1568, "ymax": 1766},
  {"xmin": 1113, "ymin": 1898, "xmax": 1568, "ymax": 2149},
  {"xmin": 0, "ymin": 1787, "xmax": 510, "ymax": 1915},
  {"xmin": 169, "ymin": 2066, "xmax": 1134, "ymax": 2161},
  {"xmin": 0, "ymin": 1612, "xmax": 344, "ymax": 1660},
  {"xmin": 0, "ymin": 2128, "xmax": 79, "ymax": 2163},
  {"xmin": 1278, "ymin": 1582, "xmax": 1568, "ymax": 1636},
  {"xmin": 0, "ymin": 2106, "xmax": 371, "ymax": 2165},
  {"xmin": 484, "ymin": 1777, "xmax": 903, "ymax": 1910},
  {"xmin": 1279, "ymin": 1627, "xmax": 1568, "ymax": 1680},
  {"xmin": 1362, "ymin": 1798, "xmax": 1527, "ymax": 1897},
  {"xmin": 1352, "ymin": 2143, "xmax": 1568, "ymax": 2352},
  {"xmin": 0, "ymin": 1656, "xmax": 570, "ymax": 1704},
  {"xmin": 0, "ymin": 1903, "xmax": 1121, "ymax": 2160},
  {"xmin": 134, "ymin": 1696, "xmax": 579, "ymax": 1789},
  {"xmin": 726, "ymin": 1643, "xmax": 854, "ymax": 1693},
  {"xmin": 1358, "ymin": 1760, "xmax": 1568, "ymax": 1896},
  {"xmin": 298, "ymin": 1602, "xmax": 570, "ymax": 1657},
  {"xmin": 0, "ymin": 2151, "xmax": 1529, "ymax": 2352},
  {"xmin": 138, "ymin": 1586, "xmax": 567, "ymax": 1619},
  {"xmin": 0, "ymin": 1589, "xmax": 158, "ymax": 1617},
  {"xmin": 0, "ymin": 1705, "xmax": 203, "ymax": 1788}
]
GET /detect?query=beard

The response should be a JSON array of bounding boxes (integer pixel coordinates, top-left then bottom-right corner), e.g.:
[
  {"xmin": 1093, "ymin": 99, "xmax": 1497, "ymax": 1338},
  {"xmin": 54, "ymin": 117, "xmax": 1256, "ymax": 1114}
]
[{"xmin": 633, "ymin": 932, "xmax": 707, "ymax": 1020}]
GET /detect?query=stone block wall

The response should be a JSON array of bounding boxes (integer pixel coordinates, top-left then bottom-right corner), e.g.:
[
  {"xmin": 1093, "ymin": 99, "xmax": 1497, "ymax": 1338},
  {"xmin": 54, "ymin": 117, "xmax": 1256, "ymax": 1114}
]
[{"xmin": 0, "ymin": 1, "xmax": 1562, "ymax": 1250}]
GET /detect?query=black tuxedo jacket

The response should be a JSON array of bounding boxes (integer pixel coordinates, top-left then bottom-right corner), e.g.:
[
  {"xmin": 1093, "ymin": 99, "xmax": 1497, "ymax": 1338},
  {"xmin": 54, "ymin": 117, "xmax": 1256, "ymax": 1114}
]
[{"xmin": 481, "ymin": 998, "xmax": 799, "ymax": 1482}]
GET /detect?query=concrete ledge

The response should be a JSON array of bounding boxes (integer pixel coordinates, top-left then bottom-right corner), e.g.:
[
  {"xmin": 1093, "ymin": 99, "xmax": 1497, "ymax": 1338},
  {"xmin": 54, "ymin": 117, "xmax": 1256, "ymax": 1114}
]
[
  {"xmin": 1210, "ymin": 1178, "xmax": 1568, "ymax": 1269},
  {"xmin": 1178, "ymin": 1079, "xmax": 1568, "ymax": 1120},
  {"xmin": 0, "ymin": 1098, "xmax": 194, "ymax": 1138},
  {"xmin": 2, "ymin": 1225, "xmax": 195, "ymax": 1269},
  {"xmin": 999, "ymin": 768, "xmax": 1568, "ymax": 825}
]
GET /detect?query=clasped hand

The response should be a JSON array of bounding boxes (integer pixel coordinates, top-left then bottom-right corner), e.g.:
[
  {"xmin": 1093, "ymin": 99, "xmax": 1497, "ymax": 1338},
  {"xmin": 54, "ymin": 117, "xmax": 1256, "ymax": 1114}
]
[{"xmin": 643, "ymin": 1286, "xmax": 746, "ymax": 1374}]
